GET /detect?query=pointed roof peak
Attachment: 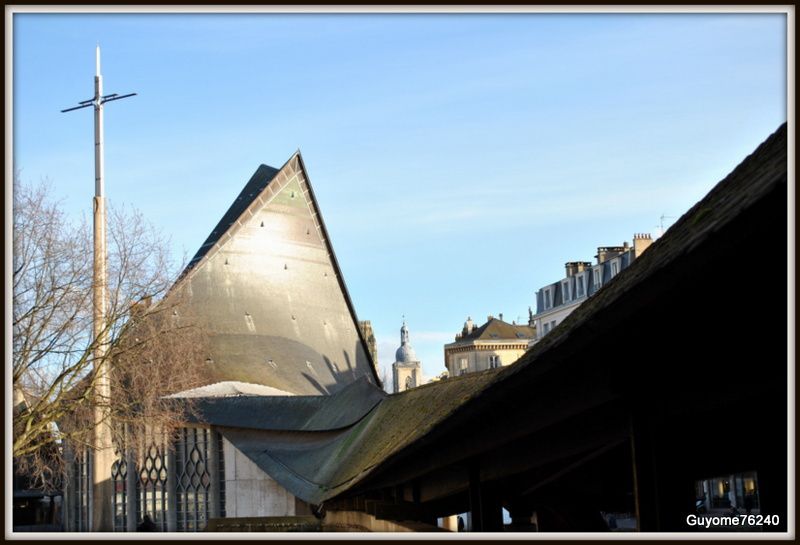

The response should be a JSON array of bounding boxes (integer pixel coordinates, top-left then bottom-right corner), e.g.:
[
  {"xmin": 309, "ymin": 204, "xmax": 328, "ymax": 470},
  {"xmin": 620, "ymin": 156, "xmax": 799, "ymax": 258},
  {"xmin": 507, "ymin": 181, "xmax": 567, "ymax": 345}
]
[
  {"xmin": 167, "ymin": 151, "xmax": 383, "ymax": 392},
  {"xmin": 180, "ymin": 162, "xmax": 281, "ymax": 277}
]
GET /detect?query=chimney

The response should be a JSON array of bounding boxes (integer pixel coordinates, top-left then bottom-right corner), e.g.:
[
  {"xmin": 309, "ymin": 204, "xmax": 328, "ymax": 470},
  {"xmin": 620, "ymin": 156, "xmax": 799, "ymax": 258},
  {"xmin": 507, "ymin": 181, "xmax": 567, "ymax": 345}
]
[
  {"xmin": 633, "ymin": 233, "xmax": 653, "ymax": 258},
  {"xmin": 565, "ymin": 261, "xmax": 592, "ymax": 277},
  {"xmin": 499, "ymin": 313, "xmax": 504, "ymax": 322},
  {"xmin": 463, "ymin": 316, "xmax": 475, "ymax": 336},
  {"xmin": 596, "ymin": 246, "xmax": 625, "ymax": 264},
  {"xmin": 487, "ymin": 314, "xmax": 494, "ymax": 322}
]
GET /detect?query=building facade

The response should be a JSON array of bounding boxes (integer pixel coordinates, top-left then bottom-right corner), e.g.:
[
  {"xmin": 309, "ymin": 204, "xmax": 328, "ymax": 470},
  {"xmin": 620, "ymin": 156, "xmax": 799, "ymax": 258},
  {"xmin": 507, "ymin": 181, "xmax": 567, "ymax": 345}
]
[
  {"xmin": 443, "ymin": 316, "xmax": 535, "ymax": 377},
  {"xmin": 392, "ymin": 322, "xmax": 422, "ymax": 393},
  {"xmin": 359, "ymin": 321, "xmax": 378, "ymax": 373},
  {"xmin": 531, "ymin": 234, "xmax": 652, "ymax": 344}
]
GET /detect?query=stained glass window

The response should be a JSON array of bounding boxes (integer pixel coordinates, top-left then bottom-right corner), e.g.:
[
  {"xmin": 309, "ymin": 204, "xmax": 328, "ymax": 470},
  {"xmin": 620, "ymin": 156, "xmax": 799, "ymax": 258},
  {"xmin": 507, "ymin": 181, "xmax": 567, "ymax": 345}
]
[
  {"xmin": 175, "ymin": 427, "xmax": 214, "ymax": 531},
  {"xmin": 138, "ymin": 442, "xmax": 169, "ymax": 531},
  {"xmin": 71, "ymin": 426, "xmax": 225, "ymax": 532},
  {"xmin": 68, "ymin": 448, "xmax": 91, "ymax": 531},
  {"xmin": 111, "ymin": 446, "xmax": 128, "ymax": 532}
]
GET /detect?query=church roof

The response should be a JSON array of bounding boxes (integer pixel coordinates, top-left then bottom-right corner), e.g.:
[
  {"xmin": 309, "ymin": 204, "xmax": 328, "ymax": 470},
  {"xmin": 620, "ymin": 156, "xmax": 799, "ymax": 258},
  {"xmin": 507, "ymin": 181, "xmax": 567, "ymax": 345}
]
[
  {"xmin": 394, "ymin": 322, "xmax": 419, "ymax": 364},
  {"xmin": 184, "ymin": 376, "xmax": 385, "ymax": 432},
  {"xmin": 198, "ymin": 123, "xmax": 786, "ymax": 507},
  {"xmin": 166, "ymin": 381, "xmax": 294, "ymax": 399},
  {"xmin": 213, "ymin": 370, "xmax": 497, "ymax": 504},
  {"xmin": 166, "ymin": 152, "xmax": 381, "ymax": 395},
  {"xmin": 182, "ymin": 164, "xmax": 281, "ymax": 276},
  {"xmin": 394, "ymin": 345, "xmax": 418, "ymax": 364}
]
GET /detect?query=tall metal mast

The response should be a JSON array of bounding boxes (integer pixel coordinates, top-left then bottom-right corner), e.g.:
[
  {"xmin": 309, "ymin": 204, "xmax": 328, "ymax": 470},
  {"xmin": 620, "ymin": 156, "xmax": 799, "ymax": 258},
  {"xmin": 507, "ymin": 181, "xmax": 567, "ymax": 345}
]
[{"xmin": 61, "ymin": 45, "xmax": 136, "ymax": 532}]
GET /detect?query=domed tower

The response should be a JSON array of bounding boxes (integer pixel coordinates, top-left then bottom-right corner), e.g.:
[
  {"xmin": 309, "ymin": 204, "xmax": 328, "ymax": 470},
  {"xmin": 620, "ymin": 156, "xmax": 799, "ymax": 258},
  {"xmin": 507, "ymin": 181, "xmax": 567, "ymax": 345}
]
[{"xmin": 392, "ymin": 320, "xmax": 422, "ymax": 393}]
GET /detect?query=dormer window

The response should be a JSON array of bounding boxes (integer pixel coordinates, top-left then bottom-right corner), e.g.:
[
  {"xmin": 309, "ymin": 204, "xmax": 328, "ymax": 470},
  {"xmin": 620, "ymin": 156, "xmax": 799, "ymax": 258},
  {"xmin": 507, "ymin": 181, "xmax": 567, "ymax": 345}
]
[
  {"xmin": 562, "ymin": 280, "xmax": 570, "ymax": 303},
  {"xmin": 610, "ymin": 259, "xmax": 620, "ymax": 278},
  {"xmin": 593, "ymin": 267, "xmax": 602, "ymax": 288},
  {"xmin": 544, "ymin": 288, "xmax": 553, "ymax": 310},
  {"xmin": 576, "ymin": 274, "xmax": 585, "ymax": 298}
]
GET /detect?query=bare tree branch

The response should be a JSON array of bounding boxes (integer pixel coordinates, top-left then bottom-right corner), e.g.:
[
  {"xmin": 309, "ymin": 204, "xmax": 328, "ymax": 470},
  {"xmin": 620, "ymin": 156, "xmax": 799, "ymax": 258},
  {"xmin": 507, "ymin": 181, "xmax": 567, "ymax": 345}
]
[{"xmin": 12, "ymin": 175, "xmax": 209, "ymax": 492}]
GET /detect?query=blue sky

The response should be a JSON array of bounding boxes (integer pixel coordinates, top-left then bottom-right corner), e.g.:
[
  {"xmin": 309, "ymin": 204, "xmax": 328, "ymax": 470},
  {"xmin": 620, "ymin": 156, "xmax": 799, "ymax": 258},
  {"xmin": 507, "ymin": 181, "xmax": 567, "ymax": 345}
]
[{"xmin": 11, "ymin": 10, "xmax": 787, "ymax": 387}]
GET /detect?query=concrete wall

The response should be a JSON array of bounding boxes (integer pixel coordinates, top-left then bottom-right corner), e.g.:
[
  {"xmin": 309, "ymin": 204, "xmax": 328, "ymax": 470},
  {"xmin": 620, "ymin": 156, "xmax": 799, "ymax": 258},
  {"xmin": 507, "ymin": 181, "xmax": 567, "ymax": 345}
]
[{"xmin": 223, "ymin": 437, "xmax": 295, "ymax": 518}]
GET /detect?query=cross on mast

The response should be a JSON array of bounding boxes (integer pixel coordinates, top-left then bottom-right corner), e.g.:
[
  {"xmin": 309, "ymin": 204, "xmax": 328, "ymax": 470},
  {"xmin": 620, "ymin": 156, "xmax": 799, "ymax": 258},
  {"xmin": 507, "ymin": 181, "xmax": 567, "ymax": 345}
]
[{"xmin": 60, "ymin": 45, "xmax": 136, "ymax": 532}]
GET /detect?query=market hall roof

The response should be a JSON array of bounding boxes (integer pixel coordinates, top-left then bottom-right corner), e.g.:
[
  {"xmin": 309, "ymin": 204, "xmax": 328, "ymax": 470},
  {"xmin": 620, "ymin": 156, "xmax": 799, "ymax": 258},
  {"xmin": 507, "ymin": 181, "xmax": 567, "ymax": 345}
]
[
  {"xmin": 168, "ymin": 152, "xmax": 380, "ymax": 395},
  {"xmin": 190, "ymin": 122, "xmax": 787, "ymax": 508}
]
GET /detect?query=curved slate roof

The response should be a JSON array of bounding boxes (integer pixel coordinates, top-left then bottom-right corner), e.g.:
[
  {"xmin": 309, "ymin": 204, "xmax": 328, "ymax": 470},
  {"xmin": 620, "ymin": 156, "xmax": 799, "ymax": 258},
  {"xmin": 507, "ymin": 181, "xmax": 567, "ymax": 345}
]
[
  {"xmin": 187, "ymin": 376, "xmax": 386, "ymax": 432},
  {"xmin": 167, "ymin": 153, "xmax": 380, "ymax": 395},
  {"xmin": 216, "ymin": 370, "xmax": 499, "ymax": 504},
  {"xmin": 183, "ymin": 164, "xmax": 281, "ymax": 276},
  {"xmin": 167, "ymin": 381, "xmax": 294, "ymax": 398}
]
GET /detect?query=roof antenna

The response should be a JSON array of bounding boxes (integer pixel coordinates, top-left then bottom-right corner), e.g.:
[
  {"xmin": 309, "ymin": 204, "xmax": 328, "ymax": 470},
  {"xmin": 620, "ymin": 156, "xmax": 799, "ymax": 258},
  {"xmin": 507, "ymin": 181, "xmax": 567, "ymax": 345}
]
[{"xmin": 657, "ymin": 214, "xmax": 676, "ymax": 238}]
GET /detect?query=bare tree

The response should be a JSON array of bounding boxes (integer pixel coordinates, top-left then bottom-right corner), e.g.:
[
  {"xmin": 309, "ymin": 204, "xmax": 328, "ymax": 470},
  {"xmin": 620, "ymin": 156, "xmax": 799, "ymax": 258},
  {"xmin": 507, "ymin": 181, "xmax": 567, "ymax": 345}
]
[
  {"xmin": 12, "ymin": 176, "xmax": 208, "ymax": 491},
  {"xmin": 380, "ymin": 364, "xmax": 393, "ymax": 394}
]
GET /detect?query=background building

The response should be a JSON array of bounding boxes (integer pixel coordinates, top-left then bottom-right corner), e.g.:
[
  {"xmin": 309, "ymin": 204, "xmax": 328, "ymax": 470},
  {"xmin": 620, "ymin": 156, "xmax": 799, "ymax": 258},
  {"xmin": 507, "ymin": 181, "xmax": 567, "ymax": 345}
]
[
  {"xmin": 531, "ymin": 234, "xmax": 652, "ymax": 344},
  {"xmin": 13, "ymin": 387, "xmax": 63, "ymax": 532},
  {"xmin": 392, "ymin": 322, "xmax": 422, "ymax": 393},
  {"xmin": 359, "ymin": 321, "xmax": 378, "ymax": 375},
  {"xmin": 444, "ymin": 316, "xmax": 535, "ymax": 377}
]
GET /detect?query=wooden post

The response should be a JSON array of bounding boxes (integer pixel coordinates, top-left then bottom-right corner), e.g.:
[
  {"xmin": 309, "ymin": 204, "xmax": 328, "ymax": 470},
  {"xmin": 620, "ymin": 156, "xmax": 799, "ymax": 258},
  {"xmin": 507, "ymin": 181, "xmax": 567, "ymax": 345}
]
[{"xmin": 468, "ymin": 461, "xmax": 483, "ymax": 531}]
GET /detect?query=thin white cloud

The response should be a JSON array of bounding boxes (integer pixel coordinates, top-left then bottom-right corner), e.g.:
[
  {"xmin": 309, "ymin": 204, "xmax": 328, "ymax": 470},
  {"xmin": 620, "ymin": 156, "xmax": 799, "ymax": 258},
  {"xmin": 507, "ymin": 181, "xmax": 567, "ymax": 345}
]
[{"xmin": 332, "ymin": 179, "xmax": 708, "ymax": 238}]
